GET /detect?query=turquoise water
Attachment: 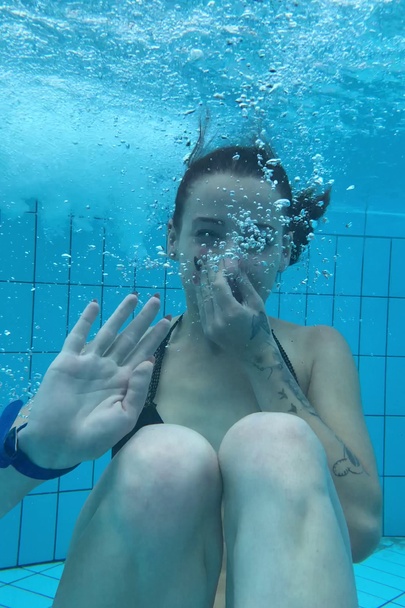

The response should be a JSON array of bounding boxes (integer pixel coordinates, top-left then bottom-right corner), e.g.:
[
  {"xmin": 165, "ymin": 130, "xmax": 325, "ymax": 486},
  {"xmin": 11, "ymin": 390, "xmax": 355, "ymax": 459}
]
[{"xmin": 0, "ymin": 0, "xmax": 404, "ymax": 604}]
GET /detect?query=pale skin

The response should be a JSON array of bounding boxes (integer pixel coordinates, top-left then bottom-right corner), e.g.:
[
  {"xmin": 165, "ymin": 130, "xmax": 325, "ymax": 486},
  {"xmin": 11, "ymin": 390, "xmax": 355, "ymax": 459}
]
[{"xmin": 11, "ymin": 173, "xmax": 382, "ymax": 608}]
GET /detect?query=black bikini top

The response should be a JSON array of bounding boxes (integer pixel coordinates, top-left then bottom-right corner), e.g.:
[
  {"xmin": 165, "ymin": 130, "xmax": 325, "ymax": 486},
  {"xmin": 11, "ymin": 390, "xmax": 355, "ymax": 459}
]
[
  {"xmin": 145, "ymin": 313, "xmax": 299, "ymax": 408},
  {"xmin": 111, "ymin": 313, "xmax": 300, "ymax": 458}
]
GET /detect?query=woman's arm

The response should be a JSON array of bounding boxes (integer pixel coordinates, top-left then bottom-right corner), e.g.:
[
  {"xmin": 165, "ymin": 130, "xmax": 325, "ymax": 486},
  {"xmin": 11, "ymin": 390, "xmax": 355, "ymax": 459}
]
[{"xmin": 242, "ymin": 324, "xmax": 383, "ymax": 562}]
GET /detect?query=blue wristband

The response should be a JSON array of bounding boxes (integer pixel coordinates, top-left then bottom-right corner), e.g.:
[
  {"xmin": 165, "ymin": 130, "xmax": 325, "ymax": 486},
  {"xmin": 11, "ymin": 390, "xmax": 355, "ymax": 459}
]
[{"xmin": 0, "ymin": 400, "xmax": 80, "ymax": 480}]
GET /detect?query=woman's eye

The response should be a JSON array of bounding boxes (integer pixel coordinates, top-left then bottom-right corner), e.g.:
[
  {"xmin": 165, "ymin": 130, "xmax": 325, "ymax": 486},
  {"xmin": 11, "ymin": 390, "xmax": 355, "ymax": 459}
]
[
  {"xmin": 246, "ymin": 231, "xmax": 275, "ymax": 248},
  {"xmin": 196, "ymin": 230, "xmax": 219, "ymax": 239},
  {"xmin": 195, "ymin": 230, "xmax": 275, "ymax": 249}
]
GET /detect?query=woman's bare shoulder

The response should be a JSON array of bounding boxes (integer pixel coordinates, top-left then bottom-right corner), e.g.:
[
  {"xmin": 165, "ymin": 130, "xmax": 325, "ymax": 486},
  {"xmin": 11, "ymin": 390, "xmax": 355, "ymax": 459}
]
[
  {"xmin": 268, "ymin": 315, "xmax": 315, "ymax": 343},
  {"xmin": 268, "ymin": 316, "xmax": 337, "ymax": 364}
]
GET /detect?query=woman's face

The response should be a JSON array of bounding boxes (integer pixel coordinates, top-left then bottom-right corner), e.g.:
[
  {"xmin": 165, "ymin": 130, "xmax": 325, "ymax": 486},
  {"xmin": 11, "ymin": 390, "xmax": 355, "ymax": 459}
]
[{"xmin": 168, "ymin": 172, "xmax": 292, "ymax": 303}]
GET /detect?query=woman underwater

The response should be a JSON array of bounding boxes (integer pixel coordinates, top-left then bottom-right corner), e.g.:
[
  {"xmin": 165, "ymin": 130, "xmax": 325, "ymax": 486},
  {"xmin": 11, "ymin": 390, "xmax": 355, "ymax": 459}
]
[{"xmin": 1, "ymin": 137, "xmax": 382, "ymax": 608}]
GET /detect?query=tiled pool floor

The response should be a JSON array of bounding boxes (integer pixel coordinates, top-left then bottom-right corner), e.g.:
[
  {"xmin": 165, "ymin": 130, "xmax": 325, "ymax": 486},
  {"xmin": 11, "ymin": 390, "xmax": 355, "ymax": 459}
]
[{"xmin": 0, "ymin": 537, "xmax": 404, "ymax": 607}]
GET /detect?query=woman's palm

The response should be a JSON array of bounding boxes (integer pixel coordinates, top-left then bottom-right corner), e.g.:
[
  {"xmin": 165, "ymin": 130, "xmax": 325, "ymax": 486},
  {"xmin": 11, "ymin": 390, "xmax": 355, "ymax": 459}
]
[{"xmin": 23, "ymin": 295, "xmax": 171, "ymax": 469}]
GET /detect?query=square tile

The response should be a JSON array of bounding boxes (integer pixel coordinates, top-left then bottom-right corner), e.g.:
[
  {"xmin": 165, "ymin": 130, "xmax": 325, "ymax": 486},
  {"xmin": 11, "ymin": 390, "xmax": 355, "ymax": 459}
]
[
  {"xmin": 335, "ymin": 236, "xmax": 364, "ymax": 296},
  {"xmin": 306, "ymin": 294, "xmax": 334, "ymax": 326},
  {"xmin": 362, "ymin": 238, "xmax": 391, "ymax": 297},
  {"xmin": 163, "ymin": 286, "xmax": 186, "ymax": 314},
  {"xmin": 281, "ymin": 255, "xmax": 309, "ymax": 294},
  {"xmin": 13, "ymin": 571, "xmax": 58, "ymax": 598},
  {"xmin": 0, "ymin": 583, "xmax": 52, "ymax": 607},
  {"xmin": 70, "ymin": 217, "xmax": 105, "ymax": 286},
  {"xmin": 326, "ymin": 208, "xmax": 366, "ymax": 236},
  {"xmin": 21, "ymin": 562, "xmax": 63, "ymax": 575},
  {"xmin": 32, "ymin": 285, "xmax": 68, "ymax": 352},
  {"xmin": 0, "ymin": 353, "xmax": 31, "ymax": 406},
  {"xmin": 35, "ymin": 215, "xmax": 70, "ymax": 284},
  {"xmin": 0, "ymin": 565, "xmax": 32, "ymax": 584},
  {"xmin": 333, "ymin": 295, "xmax": 361, "ymax": 354},
  {"xmin": 0, "ymin": 505, "xmax": 21, "ymax": 570},
  {"xmin": 359, "ymin": 356, "xmax": 386, "ymax": 415},
  {"xmin": 366, "ymin": 212, "xmax": 405, "ymax": 239},
  {"xmin": 387, "ymin": 299, "xmax": 405, "ymax": 357},
  {"xmin": 165, "ymin": 263, "xmax": 183, "ymax": 290},
  {"xmin": 29, "ymin": 477, "xmax": 59, "ymax": 496},
  {"xmin": 0, "ymin": 283, "xmax": 34, "ymax": 351},
  {"xmin": 354, "ymin": 562, "xmax": 405, "ymax": 596},
  {"xmin": 365, "ymin": 415, "xmax": 385, "ymax": 477},
  {"xmin": 135, "ymin": 260, "xmax": 166, "ymax": 290},
  {"xmin": 385, "ymin": 418, "xmax": 405, "ymax": 477},
  {"xmin": 101, "ymin": 246, "xmax": 135, "ymax": 288},
  {"xmin": 279, "ymin": 293, "xmax": 307, "ymax": 325},
  {"xmin": 386, "ymin": 358, "xmax": 405, "ymax": 416},
  {"xmin": 19, "ymin": 494, "xmax": 58, "ymax": 565},
  {"xmin": 266, "ymin": 290, "xmax": 280, "ymax": 319},
  {"xmin": 390, "ymin": 239, "xmax": 405, "ymax": 298},
  {"xmin": 0, "ymin": 214, "xmax": 35, "ymax": 282},
  {"xmin": 307, "ymin": 235, "xmax": 337, "ymax": 295},
  {"xmin": 360, "ymin": 297, "xmax": 389, "ymax": 357},
  {"xmin": 55, "ymin": 490, "xmax": 90, "ymax": 560},
  {"xmin": 384, "ymin": 478, "xmax": 405, "ymax": 536}
]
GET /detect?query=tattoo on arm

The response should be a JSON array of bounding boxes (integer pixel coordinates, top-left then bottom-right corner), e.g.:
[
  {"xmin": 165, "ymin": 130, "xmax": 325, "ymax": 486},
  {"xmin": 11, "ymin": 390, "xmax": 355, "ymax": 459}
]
[
  {"xmin": 251, "ymin": 333, "xmax": 368, "ymax": 480},
  {"xmin": 251, "ymin": 312, "xmax": 271, "ymax": 339},
  {"xmin": 333, "ymin": 438, "xmax": 369, "ymax": 477},
  {"xmin": 253, "ymin": 354, "xmax": 319, "ymax": 418}
]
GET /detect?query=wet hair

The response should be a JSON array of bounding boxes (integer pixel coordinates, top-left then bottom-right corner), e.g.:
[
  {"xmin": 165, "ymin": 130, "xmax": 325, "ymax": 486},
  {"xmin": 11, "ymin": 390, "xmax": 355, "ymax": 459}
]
[{"xmin": 172, "ymin": 140, "xmax": 331, "ymax": 266}]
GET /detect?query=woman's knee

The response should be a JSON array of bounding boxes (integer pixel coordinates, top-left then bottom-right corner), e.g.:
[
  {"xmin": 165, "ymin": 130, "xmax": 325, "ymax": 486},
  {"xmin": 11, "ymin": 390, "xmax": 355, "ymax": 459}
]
[
  {"xmin": 218, "ymin": 412, "xmax": 328, "ymax": 487},
  {"xmin": 107, "ymin": 424, "xmax": 222, "ymax": 523}
]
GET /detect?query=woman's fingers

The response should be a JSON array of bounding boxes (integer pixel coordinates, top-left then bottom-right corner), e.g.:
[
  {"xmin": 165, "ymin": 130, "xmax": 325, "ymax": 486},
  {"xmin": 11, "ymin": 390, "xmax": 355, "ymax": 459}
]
[
  {"xmin": 63, "ymin": 294, "xmax": 166, "ymax": 364},
  {"xmin": 88, "ymin": 294, "xmax": 140, "ymax": 356},
  {"xmin": 122, "ymin": 316, "xmax": 172, "ymax": 368},
  {"xmin": 63, "ymin": 301, "xmax": 100, "ymax": 355},
  {"xmin": 121, "ymin": 359, "xmax": 155, "ymax": 415},
  {"xmin": 101, "ymin": 295, "xmax": 163, "ymax": 362}
]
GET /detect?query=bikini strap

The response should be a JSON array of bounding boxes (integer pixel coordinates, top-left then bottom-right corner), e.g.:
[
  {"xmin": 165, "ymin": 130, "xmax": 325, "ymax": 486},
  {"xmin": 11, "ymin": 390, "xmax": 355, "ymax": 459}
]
[
  {"xmin": 271, "ymin": 329, "xmax": 299, "ymax": 384},
  {"xmin": 146, "ymin": 314, "xmax": 184, "ymax": 407}
]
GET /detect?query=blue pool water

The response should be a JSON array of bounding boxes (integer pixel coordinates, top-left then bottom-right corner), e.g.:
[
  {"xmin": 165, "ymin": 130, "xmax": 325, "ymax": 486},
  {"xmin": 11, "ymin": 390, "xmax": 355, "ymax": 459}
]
[{"xmin": 0, "ymin": 1, "xmax": 404, "ymax": 605}]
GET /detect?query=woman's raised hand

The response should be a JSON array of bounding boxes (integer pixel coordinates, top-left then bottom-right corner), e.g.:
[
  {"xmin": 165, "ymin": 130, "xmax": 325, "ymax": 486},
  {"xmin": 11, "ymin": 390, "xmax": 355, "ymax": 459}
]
[{"xmin": 18, "ymin": 294, "xmax": 171, "ymax": 470}]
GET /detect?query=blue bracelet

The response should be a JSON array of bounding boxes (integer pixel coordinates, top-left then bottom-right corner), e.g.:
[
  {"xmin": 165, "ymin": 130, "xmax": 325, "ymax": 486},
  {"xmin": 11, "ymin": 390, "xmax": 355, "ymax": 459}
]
[{"xmin": 0, "ymin": 400, "xmax": 80, "ymax": 480}]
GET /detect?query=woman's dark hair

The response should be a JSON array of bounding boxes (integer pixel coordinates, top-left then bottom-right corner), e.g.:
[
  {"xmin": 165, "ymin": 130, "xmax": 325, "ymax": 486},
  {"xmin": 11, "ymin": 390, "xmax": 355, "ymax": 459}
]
[{"xmin": 172, "ymin": 138, "xmax": 331, "ymax": 266}]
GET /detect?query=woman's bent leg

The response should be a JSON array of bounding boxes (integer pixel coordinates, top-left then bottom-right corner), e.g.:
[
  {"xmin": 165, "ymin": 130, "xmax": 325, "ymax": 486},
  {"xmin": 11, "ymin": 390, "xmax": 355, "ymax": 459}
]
[
  {"xmin": 218, "ymin": 413, "xmax": 358, "ymax": 608},
  {"xmin": 53, "ymin": 424, "xmax": 224, "ymax": 608}
]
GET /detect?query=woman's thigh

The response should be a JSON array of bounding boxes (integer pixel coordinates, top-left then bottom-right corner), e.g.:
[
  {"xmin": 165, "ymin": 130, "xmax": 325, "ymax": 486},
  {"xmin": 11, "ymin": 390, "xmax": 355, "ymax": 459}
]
[
  {"xmin": 56, "ymin": 424, "xmax": 224, "ymax": 608},
  {"xmin": 69, "ymin": 423, "xmax": 221, "ymax": 549}
]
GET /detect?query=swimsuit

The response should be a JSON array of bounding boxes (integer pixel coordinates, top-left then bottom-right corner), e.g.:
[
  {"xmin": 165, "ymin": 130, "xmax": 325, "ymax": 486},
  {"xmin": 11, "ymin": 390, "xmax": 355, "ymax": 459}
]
[{"xmin": 112, "ymin": 314, "xmax": 299, "ymax": 458}]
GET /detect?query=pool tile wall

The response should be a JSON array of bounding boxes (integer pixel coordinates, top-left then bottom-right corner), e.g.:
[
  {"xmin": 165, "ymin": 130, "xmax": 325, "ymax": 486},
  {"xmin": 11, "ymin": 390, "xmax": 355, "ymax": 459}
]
[{"xmin": 0, "ymin": 204, "xmax": 404, "ymax": 568}]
